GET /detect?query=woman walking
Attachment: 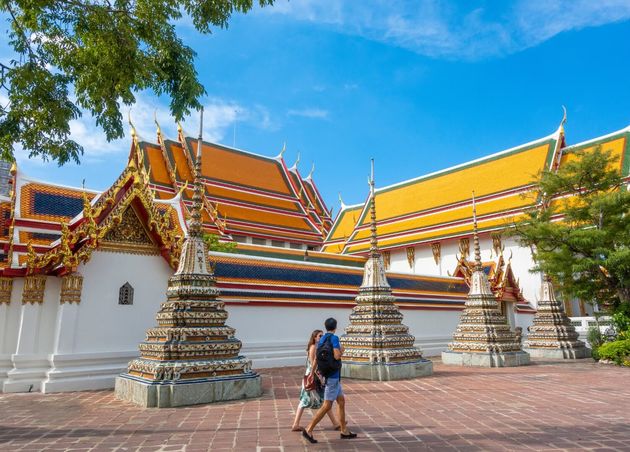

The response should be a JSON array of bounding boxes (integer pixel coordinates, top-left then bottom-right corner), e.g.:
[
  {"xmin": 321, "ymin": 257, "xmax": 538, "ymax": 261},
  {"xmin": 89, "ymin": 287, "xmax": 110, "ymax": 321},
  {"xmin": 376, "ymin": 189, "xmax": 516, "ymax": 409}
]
[{"xmin": 291, "ymin": 330, "xmax": 340, "ymax": 432}]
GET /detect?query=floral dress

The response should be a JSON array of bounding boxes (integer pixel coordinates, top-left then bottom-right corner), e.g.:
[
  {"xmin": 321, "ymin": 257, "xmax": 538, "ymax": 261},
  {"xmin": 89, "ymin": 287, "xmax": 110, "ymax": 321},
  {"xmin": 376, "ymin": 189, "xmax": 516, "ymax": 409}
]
[{"xmin": 298, "ymin": 357, "xmax": 324, "ymax": 409}]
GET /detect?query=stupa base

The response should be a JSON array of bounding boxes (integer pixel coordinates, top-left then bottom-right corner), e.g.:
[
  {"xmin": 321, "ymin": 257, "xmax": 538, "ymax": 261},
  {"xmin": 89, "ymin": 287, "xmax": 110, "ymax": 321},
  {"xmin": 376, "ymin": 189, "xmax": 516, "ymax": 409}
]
[
  {"xmin": 523, "ymin": 347, "xmax": 591, "ymax": 359},
  {"xmin": 340, "ymin": 359, "xmax": 433, "ymax": 381},
  {"xmin": 115, "ymin": 372, "xmax": 262, "ymax": 408},
  {"xmin": 441, "ymin": 350, "xmax": 530, "ymax": 367}
]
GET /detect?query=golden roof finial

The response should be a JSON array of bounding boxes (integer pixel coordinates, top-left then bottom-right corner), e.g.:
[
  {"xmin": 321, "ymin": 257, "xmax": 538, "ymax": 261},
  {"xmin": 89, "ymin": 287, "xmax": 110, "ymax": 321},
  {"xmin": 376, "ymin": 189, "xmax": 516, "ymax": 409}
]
[
  {"xmin": 128, "ymin": 109, "xmax": 137, "ymax": 138},
  {"xmin": 307, "ymin": 163, "xmax": 315, "ymax": 179},
  {"xmin": 187, "ymin": 107, "xmax": 204, "ymax": 237},
  {"xmin": 559, "ymin": 105, "xmax": 567, "ymax": 134},
  {"xmin": 127, "ymin": 109, "xmax": 143, "ymax": 166},
  {"xmin": 368, "ymin": 158, "xmax": 379, "ymax": 256},
  {"xmin": 154, "ymin": 110, "xmax": 163, "ymax": 142},
  {"xmin": 472, "ymin": 191, "xmax": 482, "ymax": 270}
]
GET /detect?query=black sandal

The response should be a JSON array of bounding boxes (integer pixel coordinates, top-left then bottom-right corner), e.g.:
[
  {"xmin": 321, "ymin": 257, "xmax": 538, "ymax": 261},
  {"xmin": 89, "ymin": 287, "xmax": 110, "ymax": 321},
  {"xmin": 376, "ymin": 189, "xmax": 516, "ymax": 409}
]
[
  {"xmin": 302, "ymin": 430, "xmax": 318, "ymax": 444},
  {"xmin": 340, "ymin": 431, "xmax": 357, "ymax": 439}
]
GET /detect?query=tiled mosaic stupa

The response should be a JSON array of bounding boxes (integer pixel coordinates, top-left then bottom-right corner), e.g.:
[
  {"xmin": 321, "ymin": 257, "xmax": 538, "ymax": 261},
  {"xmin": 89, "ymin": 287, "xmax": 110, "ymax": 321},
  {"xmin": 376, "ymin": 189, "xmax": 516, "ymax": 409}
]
[
  {"xmin": 340, "ymin": 161, "xmax": 433, "ymax": 380},
  {"xmin": 115, "ymin": 109, "xmax": 262, "ymax": 407},
  {"xmin": 441, "ymin": 194, "xmax": 530, "ymax": 367},
  {"xmin": 523, "ymin": 276, "xmax": 590, "ymax": 359}
]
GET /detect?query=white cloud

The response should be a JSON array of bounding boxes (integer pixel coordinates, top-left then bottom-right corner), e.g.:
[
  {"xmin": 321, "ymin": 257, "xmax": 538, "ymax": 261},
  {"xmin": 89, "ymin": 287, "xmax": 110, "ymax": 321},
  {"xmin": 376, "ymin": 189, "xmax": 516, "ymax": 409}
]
[
  {"xmin": 287, "ymin": 108, "xmax": 330, "ymax": 119},
  {"xmin": 264, "ymin": 0, "xmax": 630, "ymax": 59},
  {"xmin": 11, "ymin": 94, "xmax": 274, "ymax": 165}
]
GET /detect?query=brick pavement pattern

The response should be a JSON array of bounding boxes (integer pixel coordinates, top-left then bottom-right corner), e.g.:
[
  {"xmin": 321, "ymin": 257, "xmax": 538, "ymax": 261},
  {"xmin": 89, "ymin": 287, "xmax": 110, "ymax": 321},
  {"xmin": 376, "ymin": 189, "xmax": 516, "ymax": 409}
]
[{"xmin": 1, "ymin": 360, "xmax": 629, "ymax": 451}]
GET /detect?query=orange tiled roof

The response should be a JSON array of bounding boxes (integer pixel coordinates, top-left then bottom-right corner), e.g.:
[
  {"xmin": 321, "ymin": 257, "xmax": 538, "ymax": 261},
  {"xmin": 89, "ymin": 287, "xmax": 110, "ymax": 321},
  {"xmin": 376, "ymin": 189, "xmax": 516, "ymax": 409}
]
[
  {"xmin": 141, "ymin": 130, "xmax": 332, "ymax": 245},
  {"xmin": 323, "ymin": 124, "xmax": 630, "ymax": 254}
]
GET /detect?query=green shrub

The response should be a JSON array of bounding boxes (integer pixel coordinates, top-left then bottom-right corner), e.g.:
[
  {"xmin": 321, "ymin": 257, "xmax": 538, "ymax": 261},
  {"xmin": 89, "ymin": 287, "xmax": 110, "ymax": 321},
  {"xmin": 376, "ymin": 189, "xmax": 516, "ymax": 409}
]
[
  {"xmin": 596, "ymin": 339, "xmax": 630, "ymax": 366},
  {"xmin": 587, "ymin": 326, "xmax": 604, "ymax": 348},
  {"xmin": 592, "ymin": 347, "xmax": 600, "ymax": 361},
  {"xmin": 612, "ymin": 311, "xmax": 630, "ymax": 337}
]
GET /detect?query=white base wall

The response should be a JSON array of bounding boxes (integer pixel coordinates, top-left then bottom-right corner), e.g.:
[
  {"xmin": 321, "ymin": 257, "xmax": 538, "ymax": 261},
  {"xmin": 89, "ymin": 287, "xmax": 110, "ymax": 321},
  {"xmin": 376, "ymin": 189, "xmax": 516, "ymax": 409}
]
[{"xmin": 1, "ymin": 248, "xmax": 536, "ymax": 393}]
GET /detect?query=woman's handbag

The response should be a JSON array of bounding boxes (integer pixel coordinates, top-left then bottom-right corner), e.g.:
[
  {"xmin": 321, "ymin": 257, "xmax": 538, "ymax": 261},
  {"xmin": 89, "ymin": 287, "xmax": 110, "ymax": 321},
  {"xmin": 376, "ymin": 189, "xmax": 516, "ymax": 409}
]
[{"xmin": 303, "ymin": 372, "xmax": 317, "ymax": 391}]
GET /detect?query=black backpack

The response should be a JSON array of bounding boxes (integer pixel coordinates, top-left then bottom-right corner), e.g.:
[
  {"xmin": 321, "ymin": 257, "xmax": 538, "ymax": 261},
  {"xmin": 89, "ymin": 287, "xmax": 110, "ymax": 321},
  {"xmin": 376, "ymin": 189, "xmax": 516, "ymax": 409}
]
[{"xmin": 316, "ymin": 334, "xmax": 341, "ymax": 377}]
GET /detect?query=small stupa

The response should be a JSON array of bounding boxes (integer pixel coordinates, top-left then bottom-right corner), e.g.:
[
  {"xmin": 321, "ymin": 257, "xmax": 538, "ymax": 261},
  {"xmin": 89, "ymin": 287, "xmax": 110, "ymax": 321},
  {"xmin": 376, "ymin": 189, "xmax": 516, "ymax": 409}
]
[
  {"xmin": 523, "ymin": 275, "xmax": 590, "ymax": 359},
  {"xmin": 441, "ymin": 193, "xmax": 530, "ymax": 367},
  {"xmin": 340, "ymin": 160, "xmax": 433, "ymax": 380},
  {"xmin": 115, "ymin": 109, "xmax": 262, "ymax": 407}
]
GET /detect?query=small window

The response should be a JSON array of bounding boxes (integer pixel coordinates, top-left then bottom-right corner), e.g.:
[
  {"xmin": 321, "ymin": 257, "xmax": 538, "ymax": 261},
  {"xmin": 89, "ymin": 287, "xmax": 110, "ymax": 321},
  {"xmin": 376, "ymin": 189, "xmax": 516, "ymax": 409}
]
[
  {"xmin": 289, "ymin": 242, "xmax": 302, "ymax": 250},
  {"xmin": 232, "ymin": 235, "xmax": 248, "ymax": 243},
  {"xmin": 271, "ymin": 240, "xmax": 285, "ymax": 248},
  {"xmin": 119, "ymin": 282, "xmax": 134, "ymax": 305},
  {"xmin": 252, "ymin": 237, "xmax": 267, "ymax": 246}
]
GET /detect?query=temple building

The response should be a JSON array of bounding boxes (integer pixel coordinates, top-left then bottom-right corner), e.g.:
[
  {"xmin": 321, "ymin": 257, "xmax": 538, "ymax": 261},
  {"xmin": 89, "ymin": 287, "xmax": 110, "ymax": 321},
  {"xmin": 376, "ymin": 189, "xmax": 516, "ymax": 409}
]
[
  {"xmin": 0, "ymin": 116, "xmax": 624, "ymax": 393},
  {"xmin": 323, "ymin": 119, "xmax": 630, "ymax": 318},
  {"xmin": 141, "ymin": 123, "xmax": 332, "ymax": 249}
]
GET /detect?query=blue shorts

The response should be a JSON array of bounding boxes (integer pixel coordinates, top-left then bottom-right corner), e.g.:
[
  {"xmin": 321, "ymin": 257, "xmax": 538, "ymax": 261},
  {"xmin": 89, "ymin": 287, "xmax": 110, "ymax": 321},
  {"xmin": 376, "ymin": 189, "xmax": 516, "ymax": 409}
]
[{"xmin": 323, "ymin": 377, "xmax": 343, "ymax": 401}]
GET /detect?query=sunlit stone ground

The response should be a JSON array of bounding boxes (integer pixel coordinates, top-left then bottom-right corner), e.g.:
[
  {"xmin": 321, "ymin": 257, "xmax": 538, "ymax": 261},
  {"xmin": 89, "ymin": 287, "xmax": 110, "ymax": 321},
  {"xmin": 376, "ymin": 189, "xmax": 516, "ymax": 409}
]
[{"xmin": 1, "ymin": 359, "xmax": 629, "ymax": 451}]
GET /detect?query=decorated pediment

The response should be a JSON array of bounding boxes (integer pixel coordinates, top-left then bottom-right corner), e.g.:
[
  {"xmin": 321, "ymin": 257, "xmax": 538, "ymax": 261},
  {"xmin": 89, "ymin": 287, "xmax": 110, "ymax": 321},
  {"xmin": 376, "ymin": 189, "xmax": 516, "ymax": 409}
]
[
  {"xmin": 100, "ymin": 205, "xmax": 159, "ymax": 254},
  {"xmin": 452, "ymin": 252, "xmax": 524, "ymax": 304}
]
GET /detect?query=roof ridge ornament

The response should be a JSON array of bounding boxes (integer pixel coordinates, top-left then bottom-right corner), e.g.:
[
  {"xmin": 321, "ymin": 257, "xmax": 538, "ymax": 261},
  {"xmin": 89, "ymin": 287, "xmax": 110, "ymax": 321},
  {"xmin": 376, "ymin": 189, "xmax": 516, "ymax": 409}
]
[
  {"xmin": 154, "ymin": 110, "xmax": 162, "ymax": 142},
  {"xmin": 128, "ymin": 109, "xmax": 136, "ymax": 137},
  {"xmin": 290, "ymin": 152, "xmax": 300, "ymax": 171},
  {"xmin": 307, "ymin": 163, "xmax": 315, "ymax": 180},
  {"xmin": 275, "ymin": 141, "xmax": 286, "ymax": 160},
  {"xmin": 559, "ymin": 105, "xmax": 567, "ymax": 135},
  {"xmin": 338, "ymin": 192, "xmax": 347, "ymax": 210},
  {"xmin": 127, "ymin": 109, "xmax": 142, "ymax": 166}
]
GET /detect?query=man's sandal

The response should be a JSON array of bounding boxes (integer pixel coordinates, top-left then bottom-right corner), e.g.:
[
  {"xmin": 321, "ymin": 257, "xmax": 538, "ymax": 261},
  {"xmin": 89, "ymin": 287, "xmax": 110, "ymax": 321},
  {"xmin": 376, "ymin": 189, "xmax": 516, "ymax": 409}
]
[{"xmin": 302, "ymin": 430, "xmax": 318, "ymax": 444}]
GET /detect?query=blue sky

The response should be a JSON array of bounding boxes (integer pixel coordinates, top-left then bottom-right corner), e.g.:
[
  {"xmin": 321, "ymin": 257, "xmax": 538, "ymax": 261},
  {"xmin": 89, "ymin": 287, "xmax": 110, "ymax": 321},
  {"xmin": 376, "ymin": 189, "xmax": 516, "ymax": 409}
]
[{"xmin": 4, "ymin": 0, "xmax": 630, "ymax": 214}]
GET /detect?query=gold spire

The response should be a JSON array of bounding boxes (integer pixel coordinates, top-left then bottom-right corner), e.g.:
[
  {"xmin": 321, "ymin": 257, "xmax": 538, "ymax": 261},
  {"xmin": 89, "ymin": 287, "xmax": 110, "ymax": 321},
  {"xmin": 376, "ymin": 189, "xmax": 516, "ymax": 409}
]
[
  {"xmin": 472, "ymin": 191, "xmax": 482, "ymax": 270},
  {"xmin": 369, "ymin": 158, "xmax": 379, "ymax": 257},
  {"xmin": 188, "ymin": 107, "xmax": 204, "ymax": 238}
]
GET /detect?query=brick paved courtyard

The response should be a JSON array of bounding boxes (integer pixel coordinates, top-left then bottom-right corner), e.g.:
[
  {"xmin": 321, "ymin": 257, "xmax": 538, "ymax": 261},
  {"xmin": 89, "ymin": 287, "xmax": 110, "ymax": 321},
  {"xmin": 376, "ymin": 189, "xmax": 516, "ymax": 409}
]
[{"xmin": 1, "ymin": 360, "xmax": 629, "ymax": 451}]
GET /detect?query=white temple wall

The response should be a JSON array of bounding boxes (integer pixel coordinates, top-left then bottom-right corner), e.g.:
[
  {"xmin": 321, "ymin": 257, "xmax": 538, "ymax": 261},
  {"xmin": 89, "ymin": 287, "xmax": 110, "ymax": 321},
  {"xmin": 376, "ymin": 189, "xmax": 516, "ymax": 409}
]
[
  {"xmin": 229, "ymin": 305, "xmax": 353, "ymax": 369},
  {"xmin": 73, "ymin": 251, "xmax": 171, "ymax": 353},
  {"xmin": 1, "ymin": 246, "xmax": 532, "ymax": 394},
  {"xmin": 230, "ymin": 304, "xmax": 461, "ymax": 369},
  {"xmin": 0, "ymin": 278, "xmax": 24, "ymax": 388},
  {"xmin": 3, "ymin": 277, "xmax": 60, "ymax": 393},
  {"xmin": 41, "ymin": 251, "xmax": 172, "ymax": 393}
]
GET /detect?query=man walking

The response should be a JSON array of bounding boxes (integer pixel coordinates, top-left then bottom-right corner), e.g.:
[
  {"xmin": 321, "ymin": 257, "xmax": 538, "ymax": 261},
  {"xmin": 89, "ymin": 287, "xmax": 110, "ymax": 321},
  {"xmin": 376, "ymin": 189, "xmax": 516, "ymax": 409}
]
[{"xmin": 302, "ymin": 318, "xmax": 357, "ymax": 444}]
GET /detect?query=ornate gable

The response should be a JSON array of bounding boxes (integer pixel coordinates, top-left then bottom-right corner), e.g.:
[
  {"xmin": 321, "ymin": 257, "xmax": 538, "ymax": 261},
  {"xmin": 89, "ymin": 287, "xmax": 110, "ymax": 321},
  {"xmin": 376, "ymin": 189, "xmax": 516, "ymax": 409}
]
[
  {"xmin": 23, "ymin": 143, "xmax": 184, "ymax": 276},
  {"xmin": 100, "ymin": 205, "xmax": 159, "ymax": 255}
]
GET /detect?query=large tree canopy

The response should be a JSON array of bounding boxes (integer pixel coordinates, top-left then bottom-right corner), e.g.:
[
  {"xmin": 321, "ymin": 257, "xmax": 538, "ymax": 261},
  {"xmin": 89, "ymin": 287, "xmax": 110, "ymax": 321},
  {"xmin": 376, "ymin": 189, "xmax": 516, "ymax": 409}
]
[
  {"xmin": 514, "ymin": 147, "xmax": 630, "ymax": 310},
  {"xmin": 0, "ymin": 0, "xmax": 273, "ymax": 164}
]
